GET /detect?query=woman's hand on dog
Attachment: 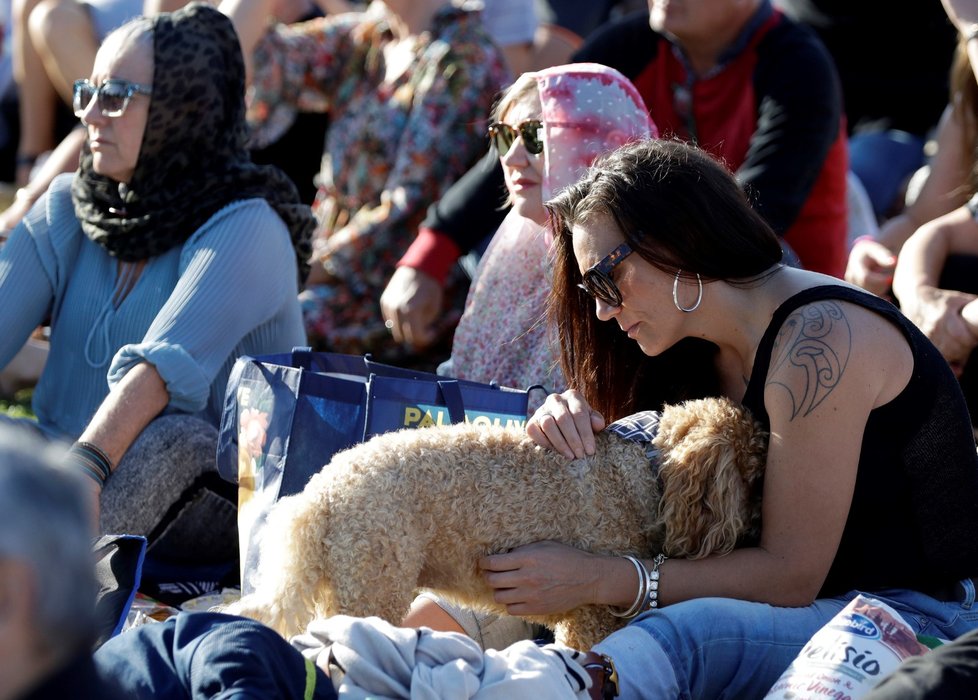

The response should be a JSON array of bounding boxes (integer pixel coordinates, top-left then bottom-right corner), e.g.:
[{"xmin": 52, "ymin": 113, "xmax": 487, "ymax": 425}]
[
  {"xmin": 526, "ymin": 390, "xmax": 606, "ymax": 459},
  {"xmin": 480, "ymin": 540, "xmax": 609, "ymax": 614}
]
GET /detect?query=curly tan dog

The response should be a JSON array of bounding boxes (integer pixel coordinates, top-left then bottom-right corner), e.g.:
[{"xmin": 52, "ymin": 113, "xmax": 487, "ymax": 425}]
[{"xmin": 228, "ymin": 396, "xmax": 767, "ymax": 649}]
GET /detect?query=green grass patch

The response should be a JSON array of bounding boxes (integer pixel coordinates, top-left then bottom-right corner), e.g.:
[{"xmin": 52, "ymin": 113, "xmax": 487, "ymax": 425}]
[{"xmin": 0, "ymin": 388, "xmax": 35, "ymax": 419}]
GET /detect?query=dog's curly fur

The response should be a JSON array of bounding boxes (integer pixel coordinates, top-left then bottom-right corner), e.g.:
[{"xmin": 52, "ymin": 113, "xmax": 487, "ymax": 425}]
[{"xmin": 227, "ymin": 397, "xmax": 768, "ymax": 649}]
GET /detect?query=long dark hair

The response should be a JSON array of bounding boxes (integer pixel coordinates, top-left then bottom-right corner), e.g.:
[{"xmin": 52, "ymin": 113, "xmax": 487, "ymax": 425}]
[{"xmin": 546, "ymin": 138, "xmax": 784, "ymax": 420}]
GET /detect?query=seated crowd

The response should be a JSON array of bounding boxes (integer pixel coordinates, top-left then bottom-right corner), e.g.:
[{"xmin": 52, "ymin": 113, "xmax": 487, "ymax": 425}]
[{"xmin": 2, "ymin": 0, "xmax": 978, "ymax": 698}]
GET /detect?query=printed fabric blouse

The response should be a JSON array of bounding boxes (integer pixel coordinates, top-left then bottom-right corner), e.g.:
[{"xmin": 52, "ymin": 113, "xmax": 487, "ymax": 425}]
[{"xmin": 249, "ymin": 4, "xmax": 509, "ymax": 357}]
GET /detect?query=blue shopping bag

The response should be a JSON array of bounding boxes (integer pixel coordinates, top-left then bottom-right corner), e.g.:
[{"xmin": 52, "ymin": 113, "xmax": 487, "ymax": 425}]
[{"xmin": 216, "ymin": 349, "xmax": 537, "ymax": 592}]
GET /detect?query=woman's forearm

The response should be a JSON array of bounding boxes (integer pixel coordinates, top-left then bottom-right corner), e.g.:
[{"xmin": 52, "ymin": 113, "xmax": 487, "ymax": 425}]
[
  {"xmin": 892, "ymin": 224, "xmax": 950, "ymax": 299},
  {"xmin": 76, "ymin": 361, "xmax": 170, "ymax": 468},
  {"xmin": 597, "ymin": 546, "xmax": 824, "ymax": 612},
  {"xmin": 894, "ymin": 207, "xmax": 978, "ymax": 301}
]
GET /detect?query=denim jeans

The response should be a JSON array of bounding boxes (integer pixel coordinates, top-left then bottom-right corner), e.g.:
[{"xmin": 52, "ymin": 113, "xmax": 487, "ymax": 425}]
[{"xmin": 593, "ymin": 586, "xmax": 978, "ymax": 699}]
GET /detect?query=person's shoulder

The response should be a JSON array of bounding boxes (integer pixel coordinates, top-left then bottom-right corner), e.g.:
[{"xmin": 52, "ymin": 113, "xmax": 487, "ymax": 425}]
[
  {"xmin": 766, "ymin": 284, "xmax": 911, "ymax": 378},
  {"xmin": 763, "ymin": 291, "xmax": 905, "ymax": 420},
  {"xmin": 759, "ymin": 12, "xmax": 835, "ymax": 68},
  {"xmin": 575, "ymin": 10, "xmax": 659, "ymax": 57},
  {"xmin": 40, "ymin": 172, "xmax": 77, "ymax": 213},
  {"xmin": 21, "ymin": 173, "xmax": 82, "ymax": 243},
  {"xmin": 49, "ymin": 171, "xmax": 75, "ymax": 195},
  {"xmin": 753, "ymin": 13, "xmax": 839, "ymax": 101},
  {"xmin": 177, "ymin": 198, "xmax": 300, "ymax": 283},
  {"xmin": 769, "ymin": 283, "xmax": 898, "ymax": 327},
  {"xmin": 186, "ymin": 198, "xmax": 287, "ymax": 245},
  {"xmin": 573, "ymin": 10, "xmax": 660, "ymax": 77}
]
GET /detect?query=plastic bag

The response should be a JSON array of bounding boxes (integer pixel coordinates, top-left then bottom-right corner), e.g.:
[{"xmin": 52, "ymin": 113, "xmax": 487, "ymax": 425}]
[{"xmin": 765, "ymin": 595, "xmax": 931, "ymax": 700}]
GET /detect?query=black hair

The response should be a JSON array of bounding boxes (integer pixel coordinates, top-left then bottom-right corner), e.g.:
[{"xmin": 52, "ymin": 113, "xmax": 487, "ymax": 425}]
[{"xmin": 545, "ymin": 138, "xmax": 783, "ymax": 419}]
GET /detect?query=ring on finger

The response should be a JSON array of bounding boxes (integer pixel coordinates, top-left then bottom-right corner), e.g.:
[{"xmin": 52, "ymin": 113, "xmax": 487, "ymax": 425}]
[{"xmin": 384, "ymin": 319, "xmax": 395, "ymax": 331}]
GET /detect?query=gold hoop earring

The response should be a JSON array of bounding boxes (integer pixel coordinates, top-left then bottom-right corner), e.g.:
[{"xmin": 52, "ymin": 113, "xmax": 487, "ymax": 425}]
[{"xmin": 673, "ymin": 270, "xmax": 703, "ymax": 313}]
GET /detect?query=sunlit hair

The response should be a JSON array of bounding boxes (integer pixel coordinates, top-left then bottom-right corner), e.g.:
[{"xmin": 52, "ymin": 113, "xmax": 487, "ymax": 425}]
[
  {"xmin": 490, "ymin": 72, "xmax": 539, "ymax": 127},
  {"xmin": 545, "ymin": 138, "xmax": 783, "ymax": 420}
]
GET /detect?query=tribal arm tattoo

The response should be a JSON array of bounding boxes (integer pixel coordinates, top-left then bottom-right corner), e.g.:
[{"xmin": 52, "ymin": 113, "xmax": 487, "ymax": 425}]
[{"xmin": 766, "ymin": 301, "xmax": 852, "ymax": 420}]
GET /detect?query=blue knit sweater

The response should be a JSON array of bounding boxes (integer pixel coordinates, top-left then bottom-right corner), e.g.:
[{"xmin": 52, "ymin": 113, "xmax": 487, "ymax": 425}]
[{"xmin": 0, "ymin": 174, "xmax": 306, "ymax": 439}]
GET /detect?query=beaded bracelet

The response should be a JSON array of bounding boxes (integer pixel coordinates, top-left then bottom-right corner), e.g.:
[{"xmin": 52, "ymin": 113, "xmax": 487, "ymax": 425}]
[
  {"xmin": 68, "ymin": 441, "xmax": 113, "ymax": 489},
  {"xmin": 610, "ymin": 555, "xmax": 649, "ymax": 619},
  {"xmin": 646, "ymin": 553, "xmax": 668, "ymax": 610}
]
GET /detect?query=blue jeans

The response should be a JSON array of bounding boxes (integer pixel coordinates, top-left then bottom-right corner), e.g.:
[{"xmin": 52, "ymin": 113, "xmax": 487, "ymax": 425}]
[{"xmin": 593, "ymin": 586, "xmax": 978, "ymax": 699}]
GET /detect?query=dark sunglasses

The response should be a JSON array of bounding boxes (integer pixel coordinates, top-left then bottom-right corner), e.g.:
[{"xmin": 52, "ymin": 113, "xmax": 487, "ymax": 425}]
[
  {"xmin": 578, "ymin": 242, "xmax": 633, "ymax": 307},
  {"xmin": 488, "ymin": 119, "xmax": 544, "ymax": 155},
  {"xmin": 73, "ymin": 79, "xmax": 152, "ymax": 118}
]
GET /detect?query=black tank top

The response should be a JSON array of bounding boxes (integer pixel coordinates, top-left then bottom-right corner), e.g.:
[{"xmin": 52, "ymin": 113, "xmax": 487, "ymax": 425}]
[{"xmin": 741, "ymin": 285, "xmax": 978, "ymax": 596}]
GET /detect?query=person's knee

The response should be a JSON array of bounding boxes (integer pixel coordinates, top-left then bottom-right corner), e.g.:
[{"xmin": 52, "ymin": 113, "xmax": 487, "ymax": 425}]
[
  {"xmin": 28, "ymin": 0, "xmax": 95, "ymax": 52},
  {"xmin": 132, "ymin": 414, "xmax": 219, "ymax": 452}
]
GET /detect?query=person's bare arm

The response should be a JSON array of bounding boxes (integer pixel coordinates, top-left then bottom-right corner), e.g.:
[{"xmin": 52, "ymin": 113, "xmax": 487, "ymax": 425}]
[
  {"xmin": 77, "ymin": 362, "xmax": 169, "ymax": 468},
  {"xmin": 219, "ymin": 0, "xmax": 275, "ymax": 80},
  {"xmin": 878, "ymin": 104, "xmax": 973, "ymax": 252},
  {"xmin": 846, "ymin": 104, "xmax": 972, "ymax": 296},
  {"xmin": 893, "ymin": 206, "xmax": 978, "ymax": 367},
  {"xmin": 29, "ymin": 0, "xmax": 100, "ymax": 103},
  {"xmin": 380, "ymin": 266, "xmax": 444, "ymax": 350},
  {"xmin": 144, "ymin": 0, "xmax": 196, "ymax": 14},
  {"xmin": 0, "ymin": 128, "xmax": 86, "ymax": 234},
  {"xmin": 74, "ymin": 362, "xmax": 170, "ymax": 522},
  {"xmin": 494, "ymin": 302, "xmax": 902, "ymax": 612}
]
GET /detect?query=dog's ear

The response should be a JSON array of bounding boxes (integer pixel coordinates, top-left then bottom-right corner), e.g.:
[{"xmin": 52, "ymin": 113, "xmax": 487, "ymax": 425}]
[{"xmin": 656, "ymin": 398, "xmax": 767, "ymax": 558}]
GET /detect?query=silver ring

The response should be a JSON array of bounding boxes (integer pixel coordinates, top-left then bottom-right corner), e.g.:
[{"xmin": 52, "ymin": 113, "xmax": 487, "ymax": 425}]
[{"xmin": 384, "ymin": 319, "xmax": 395, "ymax": 330}]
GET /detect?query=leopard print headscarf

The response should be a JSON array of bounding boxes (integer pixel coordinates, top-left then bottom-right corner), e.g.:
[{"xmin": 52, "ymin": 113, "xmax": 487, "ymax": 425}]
[{"xmin": 71, "ymin": 3, "xmax": 315, "ymax": 279}]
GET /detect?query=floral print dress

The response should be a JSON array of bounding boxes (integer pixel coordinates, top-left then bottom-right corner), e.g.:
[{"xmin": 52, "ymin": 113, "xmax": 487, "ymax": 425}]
[{"xmin": 249, "ymin": 4, "xmax": 508, "ymax": 360}]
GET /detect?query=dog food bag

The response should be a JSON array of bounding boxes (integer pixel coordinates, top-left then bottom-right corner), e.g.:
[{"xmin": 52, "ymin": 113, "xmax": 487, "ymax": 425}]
[{"xmin": 764, "ymin": 594, "xmax": 930, "ymax": 700}]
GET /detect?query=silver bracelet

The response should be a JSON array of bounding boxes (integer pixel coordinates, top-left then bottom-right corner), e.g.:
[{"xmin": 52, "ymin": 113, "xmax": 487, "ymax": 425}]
[
  {"xmin": 611, "ymin": 555, "xmax": 648, "ymax": 618},
  {"xmin": 646, "ymin": 553, "xmax": 668, "ymax": 610}
]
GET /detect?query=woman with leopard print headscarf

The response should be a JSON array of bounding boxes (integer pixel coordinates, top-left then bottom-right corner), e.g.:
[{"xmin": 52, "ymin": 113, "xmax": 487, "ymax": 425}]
[{"xmin": 0, "ymin": 3, "xmax": 315, "ymax": 577}]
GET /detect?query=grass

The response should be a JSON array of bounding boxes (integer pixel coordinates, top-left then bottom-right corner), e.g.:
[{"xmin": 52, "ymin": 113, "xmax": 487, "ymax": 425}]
[{"xmin": 0, "ymin": 388, "xmax": 35, "ymax": 419}]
